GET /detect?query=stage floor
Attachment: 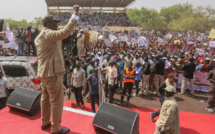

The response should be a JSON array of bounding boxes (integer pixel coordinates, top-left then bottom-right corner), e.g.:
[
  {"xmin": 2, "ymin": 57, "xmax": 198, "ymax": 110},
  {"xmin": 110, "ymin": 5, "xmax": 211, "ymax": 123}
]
[{"xmin": 0, "ymin": 102, "xmax": 215, "ymax": 134}]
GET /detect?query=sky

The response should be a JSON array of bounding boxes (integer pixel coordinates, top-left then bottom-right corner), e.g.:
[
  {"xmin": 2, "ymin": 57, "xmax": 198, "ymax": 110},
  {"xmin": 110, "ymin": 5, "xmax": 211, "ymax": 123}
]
[{"xmin": 0, "ymin": 0, "xmax": 215, "ymax": 22}]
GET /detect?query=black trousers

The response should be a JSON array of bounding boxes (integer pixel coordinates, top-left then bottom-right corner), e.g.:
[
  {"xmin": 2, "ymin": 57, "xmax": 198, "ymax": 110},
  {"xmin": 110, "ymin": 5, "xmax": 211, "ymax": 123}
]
[
  {"xmin": 0, "ymin": 97, "xmax": 7, "ymax": 110},
  {"xmin": 109, "ymin": 85, "xmax": 116, "ymax": 103},
  {"xmin": 121, "ymin": 82, "xmax": 133, "ymax": 102},
  {"xmin": 90, "ymin": 94, "xmax": 99, "ymax": 112},
  {"xmin": 73, "ymin": 87, "xmax": 84, "ymax": 105},
  {"xmin": 27, "ymin": 41, "xmax": 36, "ymax": 56}
]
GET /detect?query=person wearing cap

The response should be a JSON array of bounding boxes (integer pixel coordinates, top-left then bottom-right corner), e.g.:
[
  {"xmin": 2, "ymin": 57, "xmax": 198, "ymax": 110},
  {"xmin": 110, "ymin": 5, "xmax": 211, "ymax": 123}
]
[
  {"xmin": 154, "ymin": 85, "xmax": 180, "ymax": 134},
  {"xmin": 179, "ymin": 57, "xmax": 196, "ymax": 97},
  {"xmin": 206, "ymin": 70, "xmax": 215, "ymax": 113},
  {"xmin": 153, "ymin": 55, "xmax": 165, "ymax": 96},
  {"xmin": 77, "ymin": 29, "xmax": 85, "ymax": 57},
  {"xmin": 151, "ymin": 74, "xmax": 177, "ymax": 122},
  {"xmin": 120, "ymin": 62, "xmax": 135, "ymax": 106},
  {"xmin": 202, "ymin": 58, "xmax": 214, "ymax": 72},
  {"xmin": 141, "ymin": 57, "xmax": 151, "ymax": 95},
  {"xmin": 71, "ymin": 62, "xmax": 86, "ymax": 108},
  {"xmin": 201, "ymin": 58, "xmax": 211, "ymax": 72},
  {"xmin": 34, "ymin": 5, "xmax": 80, "ymax": 134},
  {"xmin": 89, "ymin": 52, "xmax": 95, "ymax": 59},
  {"xmin": 95, "ymin": 52, "xmax": 103, "ymax": 67}
]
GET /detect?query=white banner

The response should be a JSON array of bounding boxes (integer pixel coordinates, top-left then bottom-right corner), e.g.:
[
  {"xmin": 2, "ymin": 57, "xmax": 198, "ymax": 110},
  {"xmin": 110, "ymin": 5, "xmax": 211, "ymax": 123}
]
[
  {"xmin": 109, "ymin": 34, "xmax": 117, "ymax": 42},
  {"xmin": 209, "ymin": 41, "xmax": 215, "ymax": 47},
  {"xmin": 120, "ymin": 36, "xmax": 128, "ymax": 42},
  {"xmin": 138, "ymin": 37, "xmax": 146, "ymax": 44},
  {"xmin": 131, "ymin": 38, "xmax": 138, "ymax": 44},
  {"xmin": 104, "ymin": 39, "xmax": 111, "ymax": 46},
  {"xmin": 157, "ymin": 37, "xmax": 166, "ymax": 45},
  {"xmin": 187, "ymin": 42, "xmax": 196, "ymax": 45},
  {"xmin": 196, "ymin": 48, "xmax": 205, "ymax": 55}
]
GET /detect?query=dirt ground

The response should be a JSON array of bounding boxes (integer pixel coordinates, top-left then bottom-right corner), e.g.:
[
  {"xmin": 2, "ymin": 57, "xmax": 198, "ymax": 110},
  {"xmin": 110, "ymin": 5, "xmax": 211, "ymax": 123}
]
[{"xmin": 67, "ymin": 86, "xmax": 214, "ymax": 115}]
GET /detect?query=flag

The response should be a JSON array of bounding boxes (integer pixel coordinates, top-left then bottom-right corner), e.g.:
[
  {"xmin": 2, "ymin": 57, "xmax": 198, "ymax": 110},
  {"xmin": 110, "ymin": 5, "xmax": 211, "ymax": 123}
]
[
  {"xmin": 6, "ymin": 22, "xmax": 11, "ymax": 41},
  {"xmin": 10, "ymin": 31, "xmax": 15, "ymax": 43},
  {"xmin": 209, "ymin": 28, "xmax": 215, "ymax": 38}
]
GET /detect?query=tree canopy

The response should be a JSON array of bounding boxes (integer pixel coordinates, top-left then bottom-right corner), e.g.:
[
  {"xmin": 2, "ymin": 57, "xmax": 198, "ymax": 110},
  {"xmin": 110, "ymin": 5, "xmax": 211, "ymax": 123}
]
[
  {"xmin": 127, "ymin": 3, "xmax": 215, "ymax": 32},
  {"xmin": 2, "ymin": 17, "xmax": 42, "ymax": 31}
]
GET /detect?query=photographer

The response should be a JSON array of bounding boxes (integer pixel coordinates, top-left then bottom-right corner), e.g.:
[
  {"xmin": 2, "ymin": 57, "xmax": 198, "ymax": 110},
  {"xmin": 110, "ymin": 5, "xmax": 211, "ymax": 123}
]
[
  {"xmin": 26, "ymin": 26, "xmax": 36, "ymax": 56},
  {"xmin": 16, "ymin": 27, "xmax": 25, "ymax": 56}
]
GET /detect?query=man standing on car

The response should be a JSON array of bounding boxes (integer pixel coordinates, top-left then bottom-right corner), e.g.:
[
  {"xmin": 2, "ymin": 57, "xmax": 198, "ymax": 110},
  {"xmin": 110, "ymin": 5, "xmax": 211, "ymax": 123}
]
[
  {"xmin": 26, "ymin": 26, "xmax": 37, "ymax": 56},
  {"xmin": 16, "ymin": 27, "xmax": 25, "ymax": 56},
  {"xmin": 0, "ymin": 70, "xmax": 8, "ymax": 110},
  {"xmin": 34, "ymin": 5, "xmax": 80, "ymax": 134}
]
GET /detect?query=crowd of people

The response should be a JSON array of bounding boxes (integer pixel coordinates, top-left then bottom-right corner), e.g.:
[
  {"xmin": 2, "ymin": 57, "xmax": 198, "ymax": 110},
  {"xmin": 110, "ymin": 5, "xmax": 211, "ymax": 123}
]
[
  {"xmin": 0, "ymin": 26, "xmax": 39, "ymax": 56},
  {"xmin": 1, "ymin": 24, "xmax": 215, "ymax": 114},
  {"xmin": 1, "ymin": 8, "xmax": 215, "ymax": 134},
  {"xmin": 49, "ymin": 12, "xmax": 137, "ymax": 27},
  {"xmin": 56, "ymin": 26, "xmax": 215, "ymax": 114}
]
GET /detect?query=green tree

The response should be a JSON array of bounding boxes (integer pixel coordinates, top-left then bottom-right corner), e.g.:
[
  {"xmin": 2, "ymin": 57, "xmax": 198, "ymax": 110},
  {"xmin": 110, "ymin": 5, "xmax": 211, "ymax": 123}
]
[{"xmin": 128, "ymin": 7, "xmax": 166, "ymax": 30}]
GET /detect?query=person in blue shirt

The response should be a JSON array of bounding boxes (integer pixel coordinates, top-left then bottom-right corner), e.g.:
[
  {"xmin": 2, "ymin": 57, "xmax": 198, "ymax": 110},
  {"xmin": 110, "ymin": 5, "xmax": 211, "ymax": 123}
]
[
  {"xmin": 117, "ymin": 58, "xmax": 124, "ymax": 90},
  {"xmin": 87, "ymin": 69, "xmax": 104, "ymax": 113},
  {"xmin": 134, "ymin": 62, "xmax": 142, "ymax": 96}
]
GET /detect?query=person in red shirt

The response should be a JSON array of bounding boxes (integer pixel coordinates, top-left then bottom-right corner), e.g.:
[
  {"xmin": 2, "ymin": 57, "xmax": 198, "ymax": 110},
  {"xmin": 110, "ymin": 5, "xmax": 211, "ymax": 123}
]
[{"xmin": 26, "ymin": 26, "xmax": 36, "ymax": 56}]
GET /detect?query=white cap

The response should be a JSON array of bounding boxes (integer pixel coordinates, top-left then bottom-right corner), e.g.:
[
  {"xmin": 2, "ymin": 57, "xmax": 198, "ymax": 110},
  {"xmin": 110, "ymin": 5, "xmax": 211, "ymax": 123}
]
[
  {"xmin": 98, "ymin": 52, "xmax": 101, "ymax": 54},
  {"xmin": 206, "ymin": 58, "xmax": 210, "ymax": 60}
]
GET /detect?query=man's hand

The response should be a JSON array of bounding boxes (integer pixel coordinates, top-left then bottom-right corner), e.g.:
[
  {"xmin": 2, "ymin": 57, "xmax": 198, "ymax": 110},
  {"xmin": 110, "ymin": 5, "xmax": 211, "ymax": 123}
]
[{"xmin": 73, "ymin": 5, "xmax": 80, "ymax": 15}]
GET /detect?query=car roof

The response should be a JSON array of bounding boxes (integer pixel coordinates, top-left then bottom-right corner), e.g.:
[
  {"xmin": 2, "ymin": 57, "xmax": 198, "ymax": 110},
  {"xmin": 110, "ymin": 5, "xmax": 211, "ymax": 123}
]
[{"xmin": 0, "ymin": 56, "xmax": 35, "ymax": 62}]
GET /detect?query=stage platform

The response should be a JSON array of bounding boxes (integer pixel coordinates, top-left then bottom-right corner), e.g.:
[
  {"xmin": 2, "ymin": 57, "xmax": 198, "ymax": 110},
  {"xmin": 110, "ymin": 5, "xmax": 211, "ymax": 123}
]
[{"xmin": 0, "ymin": 101, "xmax": 214, "ymax": 134}]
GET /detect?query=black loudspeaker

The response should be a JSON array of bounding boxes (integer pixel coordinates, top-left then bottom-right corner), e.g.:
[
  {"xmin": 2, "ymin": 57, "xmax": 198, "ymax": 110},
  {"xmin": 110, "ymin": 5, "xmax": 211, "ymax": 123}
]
[
  {"xmin": 6, "ymin": 88, "xmax": 41, "ymax": 116},
  {"xmin": 0, "ymin": 19, "xmax": 3, "ymax": 32},
  {"xmin": 93, "ymin": 102, "xmax": 139, "ymax": 134}
]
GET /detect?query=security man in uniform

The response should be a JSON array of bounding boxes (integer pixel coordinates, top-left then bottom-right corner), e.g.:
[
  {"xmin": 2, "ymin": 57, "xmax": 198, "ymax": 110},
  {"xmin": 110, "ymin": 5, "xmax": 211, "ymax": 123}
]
[
  {"xmin": 206, "ymin": 70, "xmax": 215, "ymax": 113},
  {"xmin": 120, "ymin": 62, "xmax": 135, "ymax": 106},
  {"xmin": 154, "ymin": 85, "xmax": 180, "ymax": 134}
]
